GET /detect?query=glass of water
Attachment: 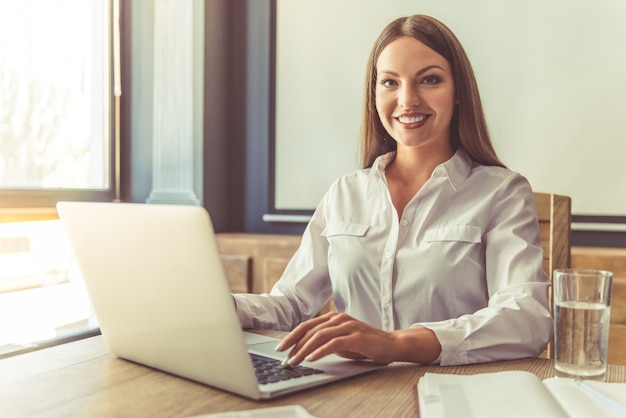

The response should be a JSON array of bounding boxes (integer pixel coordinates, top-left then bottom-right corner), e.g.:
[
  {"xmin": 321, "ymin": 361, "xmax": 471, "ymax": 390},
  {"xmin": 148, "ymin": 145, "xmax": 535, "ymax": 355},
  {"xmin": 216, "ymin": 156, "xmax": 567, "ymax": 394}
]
[{"xmin": 553, "ymin": 268, "xmax": 613, "ymax": 380}]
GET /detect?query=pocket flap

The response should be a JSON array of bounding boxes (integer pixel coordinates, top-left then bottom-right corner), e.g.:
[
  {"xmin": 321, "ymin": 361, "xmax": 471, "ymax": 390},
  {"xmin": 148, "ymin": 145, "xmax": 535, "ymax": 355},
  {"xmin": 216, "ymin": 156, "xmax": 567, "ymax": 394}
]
[
  {"xmin": 321, "ymin": 222, "xmax": 370, "ymax": 237},
  {"xmin": 425, "ymin": 225, "xmax": 482, "ymax": 243}
]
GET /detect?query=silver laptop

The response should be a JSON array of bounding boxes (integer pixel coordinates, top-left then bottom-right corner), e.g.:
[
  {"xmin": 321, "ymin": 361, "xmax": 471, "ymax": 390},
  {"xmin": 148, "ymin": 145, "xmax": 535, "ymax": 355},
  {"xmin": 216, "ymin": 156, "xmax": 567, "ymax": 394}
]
[{"xmin": 56, "ymin": 201, "xmax": 383, "ymax": 400}]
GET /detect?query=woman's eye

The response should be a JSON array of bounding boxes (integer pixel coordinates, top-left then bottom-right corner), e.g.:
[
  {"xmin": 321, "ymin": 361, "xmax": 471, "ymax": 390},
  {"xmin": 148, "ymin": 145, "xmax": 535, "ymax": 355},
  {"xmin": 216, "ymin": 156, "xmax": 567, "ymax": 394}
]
[
  {"xmin": 380, "ymin": 79, "xmax": 397, "ymax": 87},
  {"xmin": 422, "ymin": 75, "xmax": 441, "ymax": 85}
]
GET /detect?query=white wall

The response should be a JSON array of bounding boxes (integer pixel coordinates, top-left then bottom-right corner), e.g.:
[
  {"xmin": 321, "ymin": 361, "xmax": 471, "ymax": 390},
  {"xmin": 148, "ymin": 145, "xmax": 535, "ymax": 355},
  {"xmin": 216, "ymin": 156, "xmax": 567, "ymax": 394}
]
[{"xmin": 274, "ymin": 0, "xmax": 626, "ymax": 220}]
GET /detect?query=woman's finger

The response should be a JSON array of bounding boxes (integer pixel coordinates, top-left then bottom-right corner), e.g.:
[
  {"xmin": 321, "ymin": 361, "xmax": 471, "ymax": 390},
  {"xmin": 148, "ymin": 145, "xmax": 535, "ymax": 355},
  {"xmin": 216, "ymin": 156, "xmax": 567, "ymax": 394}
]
[
  {"xmin": 282, "ymin": 314, "xmax": 373, "ymax": 366},
  {"xmin": 275, "ymin": 312, "xmax": 340, "ymax": 352}
]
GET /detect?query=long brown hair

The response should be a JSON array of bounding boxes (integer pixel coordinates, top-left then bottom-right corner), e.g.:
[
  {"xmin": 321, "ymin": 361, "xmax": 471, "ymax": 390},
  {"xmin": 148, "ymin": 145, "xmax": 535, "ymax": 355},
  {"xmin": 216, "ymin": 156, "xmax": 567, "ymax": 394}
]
[{"xmin": 360, "ymin": 15, "xmax": 504, "ymax": 169}]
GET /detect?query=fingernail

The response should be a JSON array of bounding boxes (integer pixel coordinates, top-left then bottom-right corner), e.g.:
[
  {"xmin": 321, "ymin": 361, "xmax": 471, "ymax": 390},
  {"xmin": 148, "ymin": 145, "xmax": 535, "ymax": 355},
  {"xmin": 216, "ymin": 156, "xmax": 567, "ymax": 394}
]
[
  {"xmin": 305, "ymin": 354, "xmax": 314, "ymax": 362},
  {"xmin": 281, "ymin": 357, "xmax": 289, "ymax": 367},
  {"xmin": 274, "ymin": 342, "xmax": 283, "ymax": 351},
  {"xmin": 287, "ymin": 356, "xmax": 298, "ymax": 366}
]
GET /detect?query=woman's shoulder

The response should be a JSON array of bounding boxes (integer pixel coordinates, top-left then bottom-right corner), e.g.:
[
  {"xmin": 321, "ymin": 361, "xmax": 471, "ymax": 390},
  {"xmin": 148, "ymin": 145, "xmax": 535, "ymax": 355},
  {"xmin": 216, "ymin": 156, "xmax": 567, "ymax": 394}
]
[
  {"xmin": 323, "ymin": 169, "xmax": 371, "ymax": 197},
  {"xmin": 331, "ymin": 152, "xmax": 391, "ymax": 186},
  {"xmin": 338, "ymin": 167, "xmax": 373, "ymax": 181},
  {"xmin": 465, "ymin": 162, "xmax": 535, "ymax": 198},
  {"xmin": 471, "ymin": 162, "xmax": 529, "ymax": 183},
  {"xmin": 451, "ymin": 150, "xmax": 532, "ymax": 191}
]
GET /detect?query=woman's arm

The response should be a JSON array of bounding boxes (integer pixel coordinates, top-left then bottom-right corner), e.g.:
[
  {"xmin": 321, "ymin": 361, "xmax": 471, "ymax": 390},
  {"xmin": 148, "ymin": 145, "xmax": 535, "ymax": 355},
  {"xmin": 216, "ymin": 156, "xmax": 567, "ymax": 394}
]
[
  {"xmin": 232, "ymin": 190, "xmax": 334, "ymax": 330},
  {"xmin": 420, "ymin": 176, "xmax": 553, "ymax": 365}
]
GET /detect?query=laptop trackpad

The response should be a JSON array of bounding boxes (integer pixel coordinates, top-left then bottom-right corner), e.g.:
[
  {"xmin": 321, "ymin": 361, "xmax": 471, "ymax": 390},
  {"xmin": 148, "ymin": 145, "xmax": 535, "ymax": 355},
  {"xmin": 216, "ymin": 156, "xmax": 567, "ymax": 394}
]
[
  {"xmin": 244, "ymin": 331, "xmax": 280, "ymax": 346},
  {"xmin": 247, "ymin": 341, "xmax": 285, "ymax": 358}
]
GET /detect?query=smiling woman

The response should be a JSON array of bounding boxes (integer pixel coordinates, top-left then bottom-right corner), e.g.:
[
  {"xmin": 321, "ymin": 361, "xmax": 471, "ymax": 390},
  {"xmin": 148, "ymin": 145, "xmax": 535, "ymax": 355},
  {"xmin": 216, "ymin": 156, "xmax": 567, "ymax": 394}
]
[{"xmin": 234, "ymin": 14, "xmax": 553, "ymax": 368}]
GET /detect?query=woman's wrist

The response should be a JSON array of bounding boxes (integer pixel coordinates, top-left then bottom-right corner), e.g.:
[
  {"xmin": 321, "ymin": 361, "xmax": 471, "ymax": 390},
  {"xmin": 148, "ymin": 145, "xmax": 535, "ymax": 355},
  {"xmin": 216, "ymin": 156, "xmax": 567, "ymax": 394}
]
[{"xmin": 390, "ymin": 326, "xmax": 442, "ymax": 364}]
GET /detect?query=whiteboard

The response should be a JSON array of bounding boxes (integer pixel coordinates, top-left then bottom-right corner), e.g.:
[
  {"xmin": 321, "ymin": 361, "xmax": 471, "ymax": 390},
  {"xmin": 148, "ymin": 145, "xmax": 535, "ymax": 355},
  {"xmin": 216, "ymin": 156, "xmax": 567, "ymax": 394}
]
[{"xmin": 274, "ymin": 0, "xmax": 626, "ymax": 218}]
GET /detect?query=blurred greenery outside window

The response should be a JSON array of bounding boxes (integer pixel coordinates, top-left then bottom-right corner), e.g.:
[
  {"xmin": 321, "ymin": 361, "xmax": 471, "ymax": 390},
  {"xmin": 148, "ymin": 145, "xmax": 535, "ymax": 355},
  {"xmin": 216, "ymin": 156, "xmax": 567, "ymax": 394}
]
[{"xmin": 0, "ymin": 0, "xmax": 117, "ymax": 355}]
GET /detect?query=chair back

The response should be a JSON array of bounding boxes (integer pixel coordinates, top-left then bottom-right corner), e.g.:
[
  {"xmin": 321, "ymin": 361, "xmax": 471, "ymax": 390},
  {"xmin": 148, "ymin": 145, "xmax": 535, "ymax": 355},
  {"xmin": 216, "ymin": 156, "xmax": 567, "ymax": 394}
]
[{"xmin": 534, "ymin": 192, "xmax": 572, "ymax": 358}]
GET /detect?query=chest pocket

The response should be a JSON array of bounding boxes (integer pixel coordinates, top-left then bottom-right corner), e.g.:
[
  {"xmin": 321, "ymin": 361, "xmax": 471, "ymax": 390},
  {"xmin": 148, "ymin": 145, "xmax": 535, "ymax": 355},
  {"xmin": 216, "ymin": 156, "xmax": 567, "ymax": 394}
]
[
  {"xmin": 321, "ymin": 222, "xmax": 370, "ymax": 238},
  {"xmin": 424, "ymin": 225, "xmax": 482, "ymax": 243},
  {"xmin": 321, "ymin": 222, "xmax": 370, "ymax": 279}
]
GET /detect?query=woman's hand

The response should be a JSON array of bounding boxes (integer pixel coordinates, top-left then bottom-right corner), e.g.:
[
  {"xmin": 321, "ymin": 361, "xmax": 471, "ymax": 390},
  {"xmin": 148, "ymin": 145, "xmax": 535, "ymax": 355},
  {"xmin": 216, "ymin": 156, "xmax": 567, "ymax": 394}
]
[{"xmin": 274, "ymin": 312, "xmax": 442, "ymax": 366}]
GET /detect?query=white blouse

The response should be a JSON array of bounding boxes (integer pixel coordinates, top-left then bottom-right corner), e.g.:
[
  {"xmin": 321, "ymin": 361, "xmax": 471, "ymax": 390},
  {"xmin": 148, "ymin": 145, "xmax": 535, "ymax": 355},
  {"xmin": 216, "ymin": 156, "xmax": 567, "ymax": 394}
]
[{"xmin": 233, "ymin": 150, "xmax": 553, "ymax": 365}]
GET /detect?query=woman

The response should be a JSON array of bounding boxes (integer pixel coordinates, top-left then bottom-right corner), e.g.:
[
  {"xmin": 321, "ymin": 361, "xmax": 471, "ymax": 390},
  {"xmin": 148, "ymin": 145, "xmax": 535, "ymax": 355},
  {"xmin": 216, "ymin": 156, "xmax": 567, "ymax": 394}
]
[{"xmin": 233, "ymin": 15, "xmax": 552, "ymax": 366}]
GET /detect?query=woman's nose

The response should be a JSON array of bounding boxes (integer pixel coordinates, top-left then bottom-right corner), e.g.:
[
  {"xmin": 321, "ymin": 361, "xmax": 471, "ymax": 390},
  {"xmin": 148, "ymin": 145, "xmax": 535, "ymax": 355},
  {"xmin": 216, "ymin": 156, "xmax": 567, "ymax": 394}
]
[{"xmin": 399, "ymin": 85, "xmax": 420, "ymax": 108}]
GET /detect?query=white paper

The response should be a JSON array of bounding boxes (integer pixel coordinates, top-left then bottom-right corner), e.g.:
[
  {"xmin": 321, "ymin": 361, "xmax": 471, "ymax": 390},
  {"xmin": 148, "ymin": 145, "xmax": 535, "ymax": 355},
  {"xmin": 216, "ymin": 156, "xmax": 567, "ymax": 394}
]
[
  {"xmin": 189, "ymin": 405, "xmax": 316, "ymax": 418},
  {"xmin": 418, "ymin": 371, "xmax": 626, "ymax": 418},
  {"xmin": 418, "ymin": 371, "xmax": 567, "ymax": 418},
  {"xmin": 543, "ymin": 378, "xmax": 626, "ymax": 418}
]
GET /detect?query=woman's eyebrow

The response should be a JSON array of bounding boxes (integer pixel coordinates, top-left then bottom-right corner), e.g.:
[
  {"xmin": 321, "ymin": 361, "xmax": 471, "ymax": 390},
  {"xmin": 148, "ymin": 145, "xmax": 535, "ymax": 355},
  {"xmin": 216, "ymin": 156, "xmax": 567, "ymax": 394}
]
[
  {"xmin": 378, "ymin": 64, "xmax": 445, "ymax": 77},
  {"xmin": 416, "ymin": 64, "xmax": 445, "ymax": 75}
]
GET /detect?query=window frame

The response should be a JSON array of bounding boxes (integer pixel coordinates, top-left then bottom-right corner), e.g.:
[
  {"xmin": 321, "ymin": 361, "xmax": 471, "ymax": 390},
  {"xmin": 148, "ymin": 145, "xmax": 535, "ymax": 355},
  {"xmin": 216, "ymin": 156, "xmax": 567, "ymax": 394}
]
[{"xmin": 0, "ymin": 0, "xmax": 120, "ymax": 221}]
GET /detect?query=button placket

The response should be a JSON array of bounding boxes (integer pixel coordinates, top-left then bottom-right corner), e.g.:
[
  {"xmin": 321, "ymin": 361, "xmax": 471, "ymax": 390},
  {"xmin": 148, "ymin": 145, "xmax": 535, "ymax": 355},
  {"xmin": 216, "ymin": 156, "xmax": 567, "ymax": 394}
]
[{"xmin": 379, "ymin": 221, "xmax": 399, "ymax": 331}]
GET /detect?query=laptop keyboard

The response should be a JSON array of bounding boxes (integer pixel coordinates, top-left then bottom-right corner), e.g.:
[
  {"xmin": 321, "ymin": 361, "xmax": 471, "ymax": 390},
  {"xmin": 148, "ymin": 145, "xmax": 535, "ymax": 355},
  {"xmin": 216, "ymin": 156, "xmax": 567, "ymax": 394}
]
[{"xmin": 250, "ymin": 353, "xmax": 325, "ymax": 385}]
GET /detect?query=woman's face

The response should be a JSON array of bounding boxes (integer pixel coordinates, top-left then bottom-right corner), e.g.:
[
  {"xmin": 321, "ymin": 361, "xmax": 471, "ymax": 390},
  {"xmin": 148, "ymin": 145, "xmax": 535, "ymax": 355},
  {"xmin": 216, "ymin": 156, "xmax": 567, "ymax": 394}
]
[{"xmin": 375, "ymin": 36, "xmax": 456, "ymax": 153}]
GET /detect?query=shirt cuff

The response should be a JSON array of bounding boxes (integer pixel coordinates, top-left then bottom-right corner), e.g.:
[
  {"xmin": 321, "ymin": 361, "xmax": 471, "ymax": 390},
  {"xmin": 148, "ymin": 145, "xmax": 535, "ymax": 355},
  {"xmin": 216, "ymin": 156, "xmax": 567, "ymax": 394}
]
[
  {"xmin": 418, "ymin": 320, "xmax": 469, "ymax": 366},
  {"xmin": 232, "ymin": 294, "xmax": 254, "ymax": 329}
]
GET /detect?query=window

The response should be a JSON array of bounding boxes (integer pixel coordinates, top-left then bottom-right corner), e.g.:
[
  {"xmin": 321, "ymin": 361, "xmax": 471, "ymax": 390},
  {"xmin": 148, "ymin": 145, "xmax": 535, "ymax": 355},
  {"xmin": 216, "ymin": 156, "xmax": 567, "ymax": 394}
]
[
  {"xmin": 0, "ymin": 0, "xmax": 119, "ymax": 355},
  {"xmin": 0, "ymin": 0, "xmax": 119, "ymax": 211}
]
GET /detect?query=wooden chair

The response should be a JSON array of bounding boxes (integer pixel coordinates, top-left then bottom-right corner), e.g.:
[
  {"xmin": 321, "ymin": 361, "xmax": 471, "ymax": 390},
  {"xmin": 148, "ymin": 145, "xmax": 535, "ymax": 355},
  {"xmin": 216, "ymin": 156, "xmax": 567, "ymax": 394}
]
[{"xmin": 534, "ymin": 192, "xmax": 572, "ymax": 358}]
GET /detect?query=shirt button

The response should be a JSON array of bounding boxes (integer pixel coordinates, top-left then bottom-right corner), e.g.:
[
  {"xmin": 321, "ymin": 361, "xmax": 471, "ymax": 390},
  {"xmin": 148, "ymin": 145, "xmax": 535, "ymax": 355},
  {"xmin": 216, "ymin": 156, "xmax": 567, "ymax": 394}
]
[
  {"xmin": 400, "ymin": 219, "xmax": 409, "ymax": 227},
  {"xmin": 385, "ymin": 252, "xmax": 392, "ymax": 258}
]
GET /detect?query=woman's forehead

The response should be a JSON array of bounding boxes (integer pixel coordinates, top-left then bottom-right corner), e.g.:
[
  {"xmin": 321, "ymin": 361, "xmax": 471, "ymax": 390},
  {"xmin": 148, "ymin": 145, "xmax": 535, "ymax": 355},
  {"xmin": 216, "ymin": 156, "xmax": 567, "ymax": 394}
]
[{"xmin": 376, "ymin": 36, "xmax": 450, "ymax": 73}]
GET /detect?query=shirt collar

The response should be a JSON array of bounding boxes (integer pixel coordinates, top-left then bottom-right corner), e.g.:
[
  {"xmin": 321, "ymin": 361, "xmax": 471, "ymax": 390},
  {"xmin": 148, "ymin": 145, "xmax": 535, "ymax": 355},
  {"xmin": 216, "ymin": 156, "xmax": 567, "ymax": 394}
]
[
  {"xmin": 371, "ymin": 152, "xmax": 395, "ymax": 173},
  {"xmin": 436, "ymin": 149, "xmax": 473, "ymax": 191},
  {"xmin": 371, "ymin": 149, "xmax": 473, "ymax": 191}
]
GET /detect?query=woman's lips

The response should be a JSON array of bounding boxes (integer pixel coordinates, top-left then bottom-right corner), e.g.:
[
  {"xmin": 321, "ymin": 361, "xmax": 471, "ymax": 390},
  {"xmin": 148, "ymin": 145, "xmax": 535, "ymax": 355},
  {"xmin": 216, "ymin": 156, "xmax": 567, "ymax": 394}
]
[{"xmin": 396, "ymin": 114, "xmax": 429, "ymax": 127}]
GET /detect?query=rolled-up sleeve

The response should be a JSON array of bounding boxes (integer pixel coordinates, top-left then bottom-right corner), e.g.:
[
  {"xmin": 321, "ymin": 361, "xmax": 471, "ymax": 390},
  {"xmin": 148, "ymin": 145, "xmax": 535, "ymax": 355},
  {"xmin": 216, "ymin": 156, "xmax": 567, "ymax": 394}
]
[{"xmin": 233, "ymin": 194, "xmax": 333, "ymax": 330}]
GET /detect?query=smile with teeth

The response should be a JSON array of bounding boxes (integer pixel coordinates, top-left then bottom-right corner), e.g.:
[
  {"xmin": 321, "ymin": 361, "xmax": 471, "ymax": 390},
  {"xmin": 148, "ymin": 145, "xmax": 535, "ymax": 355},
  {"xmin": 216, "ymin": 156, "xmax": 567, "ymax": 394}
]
[{"xmin": 397, "ymin": 114, "xmax": 428, "ymax": 124}]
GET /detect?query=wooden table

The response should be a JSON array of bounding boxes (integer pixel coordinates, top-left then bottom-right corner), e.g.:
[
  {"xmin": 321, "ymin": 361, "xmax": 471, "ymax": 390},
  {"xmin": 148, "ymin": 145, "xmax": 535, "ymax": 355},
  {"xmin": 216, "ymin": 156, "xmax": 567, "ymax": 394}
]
[{"xmin": 1, "ymin": 333, "xmax": 625, "ymax": 418}]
